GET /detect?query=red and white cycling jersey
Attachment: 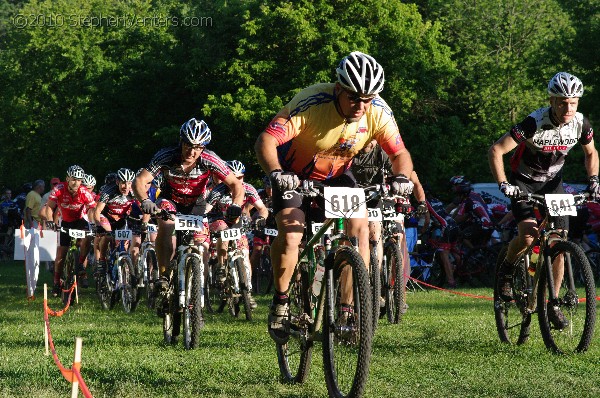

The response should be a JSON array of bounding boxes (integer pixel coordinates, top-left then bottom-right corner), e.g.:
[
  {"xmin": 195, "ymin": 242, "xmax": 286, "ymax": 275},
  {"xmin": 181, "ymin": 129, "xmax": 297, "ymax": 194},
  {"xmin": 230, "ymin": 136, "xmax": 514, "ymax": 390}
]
[
  {"xmin": 48, "ymin": 183, "xmax": 96, "ymax": 222},
  {"xmin": 146, "ymin": 147, "xmax": 231, "ymax": 206},
  {"xmin": 98, "ymin": 183, "xmax": 136, "ymax": 220},
  {"xmin": 510, "ymin": 107, "xmax": 594, "ymax": 182},
  {"xmin": 206, "ymin": 182, "xmax": 261, "ymax": 217}
]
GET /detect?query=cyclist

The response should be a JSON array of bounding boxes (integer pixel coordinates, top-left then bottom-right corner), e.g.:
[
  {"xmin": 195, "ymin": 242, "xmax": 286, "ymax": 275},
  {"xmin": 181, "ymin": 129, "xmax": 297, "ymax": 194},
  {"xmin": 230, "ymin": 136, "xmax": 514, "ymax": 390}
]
[
  {"xmin": 205, "ymin": 159, "xmax": 269, "ymax": 309},
  {"xmin": 93, "ymin": 168, "xmax": 137, "ymax": 276},
  {"xmin": 489, "ymin": 72, "xmax": 599, "ymax": 329},
  {"xmin": 254, "ymin": 51, "xmax": 414, "ymax": 343},
  {"xmin": 249, "ymin": 176, "xmax": 276, "ymax": 282},
  {"xmin": 41, "ymin": 165, "xmax": 96, "ymax": 294},
  {"xmin": 133, "ymin": 118, "xmax": 244, "ymax": 295}
]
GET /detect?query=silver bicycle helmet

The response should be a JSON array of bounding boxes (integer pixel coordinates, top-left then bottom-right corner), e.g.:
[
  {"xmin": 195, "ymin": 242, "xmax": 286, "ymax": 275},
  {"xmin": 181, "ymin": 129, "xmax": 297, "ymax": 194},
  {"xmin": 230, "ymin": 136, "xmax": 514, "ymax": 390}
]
[
  {"xmin": 336, "ymin": 51, "xmax": 385, "ymax": 95},
  {"xmin": 117, "ymin": 168, "xmax": 135, "ymax": 182},
  {"xmin": 226, "ymin": 160, "xmax": 245, "ymax": 177},
  {"xmin": 547, "ymin": 72, "xmax": 584, "ymax": 98},
  {"xmin": 66, "ymin": 165, "xmax": 85, "ymax": 179},
  {"xmin": 180, "ymin": 118, "xmax": 212, "ymax": 146},
  {"xmin": 83, "ymin": 174, "xmax": 96, "ymax": 188}
]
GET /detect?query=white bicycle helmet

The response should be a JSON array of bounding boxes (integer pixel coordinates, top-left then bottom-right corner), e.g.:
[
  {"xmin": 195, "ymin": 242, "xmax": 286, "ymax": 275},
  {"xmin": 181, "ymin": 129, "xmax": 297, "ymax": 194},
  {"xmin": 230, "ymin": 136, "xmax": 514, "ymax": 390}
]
[
  {"xmin": 66, "ymin": 165, "xmax": 85, "ymax": 179},
  {"xmin": 336, "ymin": 51, "xmax": 385, "ymax": 96},
  {"xmin": 226, "ymin": 160, "xmax": 245, "ymax": 177},
  {"xmin": 180, "ymin": 118, "xmax": 212, "ymax": 146},
  {"xmin": 83, "ymin": 174, "xmax": 96, "ymax": 188},
  {"xmin": 117, "ymin": 168, "xmax": 135, "ymax": 182},
  {"xmin": 547, "ymin": 72, "xmax": 584, "ymax": 98}
]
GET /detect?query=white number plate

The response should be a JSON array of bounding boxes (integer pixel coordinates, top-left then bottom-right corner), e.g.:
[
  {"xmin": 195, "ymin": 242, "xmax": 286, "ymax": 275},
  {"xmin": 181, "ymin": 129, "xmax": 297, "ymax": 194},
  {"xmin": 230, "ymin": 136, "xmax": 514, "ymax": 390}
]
[
  {"xmin": 68, "ymin": 229, "xmax": 87, "ymax": 239},
  {"xmin": 382, "ymin": 206, "xmax": 404, "ymax": 221},
  {"xmin": 545, "ymin": 194, "xmax": 577, "ymax": 216},
  {"xmin": 175, "ymin": 215, "xmax": 205, "ymax": 231},
  {"xmin": 115, "ymin": 229, "xmax": 133, "ymax": 241},
  {"xmin": 367, "ymin": 208, "xmax": 382, "ymax": 221},
  {"xmin": 221, "ymin": 228, "xmax": 242, "ymax": 241},
  {"xmin": 324, "ymin": 187, "xmax": 366, "ymax": 219},
  {"xmin": 265, "ymin": 228, "xmax": 278, "ymax": 237},
  {"xmin": 311, "ymin": 222, "xmax": 334, "ymax": 235},
  {"xmin": 146, "ymin": 224, "xmax": 158, "ymax": 233}
]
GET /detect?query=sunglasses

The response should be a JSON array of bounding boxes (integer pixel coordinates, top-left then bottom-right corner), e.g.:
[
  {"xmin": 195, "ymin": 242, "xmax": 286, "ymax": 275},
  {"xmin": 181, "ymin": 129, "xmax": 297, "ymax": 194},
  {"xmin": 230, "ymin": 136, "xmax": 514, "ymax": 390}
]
[
  {"xmin": 344, "ymin": 89, "xmax": 375, "ymax": 104},
  {"xmin": 183, "ymin": 143, "xmax": 205, "ymax": 150}
]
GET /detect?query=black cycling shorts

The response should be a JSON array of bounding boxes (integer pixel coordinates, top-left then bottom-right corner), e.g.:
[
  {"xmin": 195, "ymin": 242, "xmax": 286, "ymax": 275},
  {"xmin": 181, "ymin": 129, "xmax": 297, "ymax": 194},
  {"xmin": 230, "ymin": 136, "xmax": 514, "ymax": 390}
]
[
  {"xmin": 59, "ymin": 219, "xmax": 90, "ymax": 247},
  {"xmin": 510, "ymin": 174, "xmax": 568, "ymax": 230}
]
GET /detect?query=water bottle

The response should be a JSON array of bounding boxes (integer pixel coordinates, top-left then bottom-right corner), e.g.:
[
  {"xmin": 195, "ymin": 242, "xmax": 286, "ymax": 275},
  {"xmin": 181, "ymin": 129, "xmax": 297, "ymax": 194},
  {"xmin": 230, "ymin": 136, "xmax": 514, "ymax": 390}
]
[
  {"xmin": 312, "ymin": 263, "xmax": 325, "ymax": 296},
  {"xmin": 528, "ymin": 246, "xmax": 540, "ymax": 276}
]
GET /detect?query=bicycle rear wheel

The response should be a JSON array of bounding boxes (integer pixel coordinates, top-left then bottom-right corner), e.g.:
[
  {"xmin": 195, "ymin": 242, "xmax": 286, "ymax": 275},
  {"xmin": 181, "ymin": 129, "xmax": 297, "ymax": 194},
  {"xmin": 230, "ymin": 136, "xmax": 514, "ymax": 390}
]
[
  {"xmin": 369, "ymin": 245, "xmax": 380, "ymax": 332},
  {"xmin": 120, "ymin": 257, "xmax": 138, "ymax": 313},
  {"xmin": 96, "ymin": 269, "xmax": 112, "ymax": 310},
  {"xmin": 276, "ymin": 263, "xmax": 313, "ymax": 384},
  {"xmin": 163, "ymin": 288, "xmax": 181, "ymax": 345},
  {"xmin": 144, "ymin": 248, "xmax": 159, "ymax": 309},
  {"xmin": 183, "ymin": 257, "xmax": 204, "ymax": 349},
  {"xmin": 205, "ymin": 258, "xmax": 223, "ymax": 314},
  {"xmin": 384, "ymin": 243, "xmax": 405, "ymax": 324},
  {"xmin": 62, "ymin": 249, "xmax": 77, "ymax": 306},
  {"xmin": 537, "ymin": 241, "xmax": 596, "ymax": 354},
  {"xmin": 323, "ymin": 246, "xmax": 372, "ymax": 398},
  {"xmin": 493, "ymin": 246, "xmax": 531, "ymax": 345}
]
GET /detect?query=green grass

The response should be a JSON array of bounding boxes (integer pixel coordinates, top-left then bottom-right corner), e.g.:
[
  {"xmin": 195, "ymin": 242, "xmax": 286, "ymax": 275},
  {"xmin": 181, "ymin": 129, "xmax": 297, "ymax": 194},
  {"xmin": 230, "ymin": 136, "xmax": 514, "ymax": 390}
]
[{"xmin": 1, "ymin": 261, "xmax": 599, "ymax": 398}]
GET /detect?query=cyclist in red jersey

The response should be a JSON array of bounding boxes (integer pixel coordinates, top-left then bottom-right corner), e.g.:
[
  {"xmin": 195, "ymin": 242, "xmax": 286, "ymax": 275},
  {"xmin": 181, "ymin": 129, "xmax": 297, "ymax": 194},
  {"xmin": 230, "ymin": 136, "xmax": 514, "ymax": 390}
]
[
  {"xmin": 93, "ymin": 168, "xmax": 137, "ymax": 276},
  {"xmin": 489, "ymin": 72, "xmax": 599, "ymax": 328},
  {"xmin": 41, "ymin": 165, "xmax": 96, "ymax": 295},
  {"xmin": 255, "ymin": 51, "xmax": 415, "ymax": 343},
  {"xmin": 133, "ymin": 118, "xmax": 244, "ymax": 293}
]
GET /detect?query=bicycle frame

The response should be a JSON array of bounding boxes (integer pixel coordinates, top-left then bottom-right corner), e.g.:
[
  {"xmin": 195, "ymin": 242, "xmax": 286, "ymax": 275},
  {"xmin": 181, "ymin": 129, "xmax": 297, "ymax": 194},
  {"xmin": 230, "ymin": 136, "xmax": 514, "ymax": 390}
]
[{"xmin": 174, "ymin": 232, "xmax": 205, "ymax": 309}]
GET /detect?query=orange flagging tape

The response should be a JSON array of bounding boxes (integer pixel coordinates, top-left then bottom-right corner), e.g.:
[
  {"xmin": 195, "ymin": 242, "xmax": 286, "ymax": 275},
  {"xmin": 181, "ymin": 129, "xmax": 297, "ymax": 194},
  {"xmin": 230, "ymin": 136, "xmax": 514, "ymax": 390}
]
[{"xmin": 45, "ymin": 283, "xmax": 77, "ymax": 317}]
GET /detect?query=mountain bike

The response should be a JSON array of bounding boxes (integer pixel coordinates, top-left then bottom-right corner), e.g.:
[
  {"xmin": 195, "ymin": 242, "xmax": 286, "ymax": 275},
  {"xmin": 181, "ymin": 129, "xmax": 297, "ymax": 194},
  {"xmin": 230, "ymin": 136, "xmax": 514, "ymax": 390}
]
[
  {"xmin": 59, "ymin": 227, "xmax": 91, "ymax": 306},
  {"xmin": 137, "ymin": 223, "xmax": 158, "ymax": 309},
  {"xmin": 276, "ymin": 181, "xmax": 373, "ymax": 398},
  {"xmin": 208, "ymin": 217, "xmax": 254, "ymax": 321},
  {"xmin": 251, "ymin": 225, "xmax": 277, "ymax": 295},
  {"xmin": 157, "ymin": 212, "xmax": 206, "ymax": 349},
  {"xmin": 493, "ymin": 192, "xmax": 596, "ymax": 354}
]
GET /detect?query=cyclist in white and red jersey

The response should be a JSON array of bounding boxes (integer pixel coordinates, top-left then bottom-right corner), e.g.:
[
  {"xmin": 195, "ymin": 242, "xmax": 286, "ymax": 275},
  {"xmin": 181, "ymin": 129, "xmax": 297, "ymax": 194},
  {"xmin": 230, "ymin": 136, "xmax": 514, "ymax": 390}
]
[
  {"xmin": 205, "ymin": 160, "xmax": 269, "ymax": 308},
  {"xmin": 93, "ymin": 168, "xmax": 137, "ymax": 275},
  {"xmin": 255, "ymin": 51, "xmax": 414, "ymax": 343},
  {"xmin": 489, "ymin": 72, "xmax": 599, "ymax": 329},
  {"xmin": 41, "ymin": 165, "xmax": 96, "ymax": 295},
  {"xmin": 133, "ymin": 118, "xmax": 244, "ymax": 294}
]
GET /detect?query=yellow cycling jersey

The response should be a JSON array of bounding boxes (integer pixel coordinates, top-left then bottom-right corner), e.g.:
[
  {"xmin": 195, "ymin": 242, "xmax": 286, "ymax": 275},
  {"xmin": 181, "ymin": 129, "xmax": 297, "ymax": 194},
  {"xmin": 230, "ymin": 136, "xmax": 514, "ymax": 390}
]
[{"xmin": 265, "ymin": 83, "xmax": 405, "ymax": 180}]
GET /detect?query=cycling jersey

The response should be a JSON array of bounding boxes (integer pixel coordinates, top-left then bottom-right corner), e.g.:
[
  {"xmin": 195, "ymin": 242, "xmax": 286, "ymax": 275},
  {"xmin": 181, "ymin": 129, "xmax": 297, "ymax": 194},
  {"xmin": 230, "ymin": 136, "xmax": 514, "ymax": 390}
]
[
  {"xmin": 265, "ymin": 83, "xmax": 406, "ymax": 180},
  {"xmin": 456, "ymin": 192, "xmax": 494, "ymax": 229},
  {"xmin": 146, "ymin": 146, "xmax": 231, "ymax": 206},
  {"xmin": 510, "ymin": 107, "xmax": 594, "ymax": 182},
  {"xmin": 350, "ymin": 144, "xmax": 392, "ymax": 185},
  {"xmin": 207, "ymin": 182, "xmax": 261, "ymax": 218},
  {"xmin": 98, "ymin": 183, "xmax": 136, "ymax": 221},
  {"xmin": 48, "ymin": 183, "xmax": 96, "ymax": 223}
]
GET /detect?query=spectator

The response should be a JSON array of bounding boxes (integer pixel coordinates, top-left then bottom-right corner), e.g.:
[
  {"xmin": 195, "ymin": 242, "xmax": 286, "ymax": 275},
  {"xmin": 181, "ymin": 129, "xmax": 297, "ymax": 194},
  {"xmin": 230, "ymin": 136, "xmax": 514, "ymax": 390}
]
[{"xmin": 24, "ymin": 179, "xmax": 45, "ymax": 298}]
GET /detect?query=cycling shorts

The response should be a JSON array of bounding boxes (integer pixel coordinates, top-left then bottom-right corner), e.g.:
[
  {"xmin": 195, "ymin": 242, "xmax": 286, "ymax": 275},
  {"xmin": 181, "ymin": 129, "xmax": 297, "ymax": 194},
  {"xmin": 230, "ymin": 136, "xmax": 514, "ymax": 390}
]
[
  {"xmin": 59, "ymin": 219, "xmax": 90, "ymax": 247},
  {"xmin": 510, "ymin": 174, "xmax": 568, "ymax": 230}
]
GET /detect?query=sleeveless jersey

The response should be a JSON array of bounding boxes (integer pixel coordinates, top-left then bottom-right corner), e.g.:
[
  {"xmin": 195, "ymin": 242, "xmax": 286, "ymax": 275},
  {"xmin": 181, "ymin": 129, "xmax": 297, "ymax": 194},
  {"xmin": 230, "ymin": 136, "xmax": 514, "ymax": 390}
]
[
  {"xmin": 48, "ymin": 183, "xmax": 96, "ymax": 223},
  {"xmin": 510, "ymin": 107, "xmax": 593, "ymax": 182},
  {"xmin": 265, "ymin": 83, "xmax": 406, "ymax": 180},
  {"xmin": 146, "ymin": 146, "xmax": 231, "ymax": 205}
]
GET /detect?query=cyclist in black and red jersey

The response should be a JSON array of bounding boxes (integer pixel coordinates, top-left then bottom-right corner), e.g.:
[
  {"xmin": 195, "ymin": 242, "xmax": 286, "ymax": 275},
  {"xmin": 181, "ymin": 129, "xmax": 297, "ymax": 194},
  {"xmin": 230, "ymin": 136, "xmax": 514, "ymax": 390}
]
[
  {"xmin": 41, "ymin": 165, "xmax": 96, "ymax": 295},
  {"xmin": 205, "ymin": 160, "xmax": 269, "ymax": 308},
  {"xmin": 133, "ymin": 118, "xmax": 244, "ymax": 294},
  {"xmin": 489, "ymin": 72, "xmax": 599, "ymax": 329},
  {"xmin": 249, "ymin": 176, "xmax": 276, "ymax": 279},
  {"xmin": 93, "ymin": 168, "xmax": 137, "ymax": 276}
]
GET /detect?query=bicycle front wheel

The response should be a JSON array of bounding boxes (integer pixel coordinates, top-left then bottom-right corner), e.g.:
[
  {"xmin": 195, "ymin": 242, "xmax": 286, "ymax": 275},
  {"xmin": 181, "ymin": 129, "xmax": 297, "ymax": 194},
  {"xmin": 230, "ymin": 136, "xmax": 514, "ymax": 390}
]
[
  {"xmin": 144, "ymin": 248, "xmax": 159, "ymax": 309},
  {"xmin": 369, "ymin": 246, "xmax": 380, "ymax": 333},
  {"xmin": 323, "ymin": 246, "xmax": 372, "ymax": 398},
  {"xmin": 62, "ymin": 249, "xmax": 77, "ymax": 306},
  {"xmin": 120, "ymin": 257, "xmax": 138, "ymax": 313},
  {"xmin": 493, "ymin": 246, "xmax": 531, "ymax": 345},
  {"xmin": 537, "ymin": 241, "xmax": 596, "ymax": 354},
  {"xmin": 276, "ymin": 263, "xmax": 313, "ymax": 384},
  {"xmin": 384, "ymin": 243, "xmax": 405, "ymax": 324},
  {"xmin": 236, "ymin": 258, "xmax": 253, "ymax": 321},
  {"xmin": 183, "ymin": 257, "xmax": 204, "ymax": 349}
]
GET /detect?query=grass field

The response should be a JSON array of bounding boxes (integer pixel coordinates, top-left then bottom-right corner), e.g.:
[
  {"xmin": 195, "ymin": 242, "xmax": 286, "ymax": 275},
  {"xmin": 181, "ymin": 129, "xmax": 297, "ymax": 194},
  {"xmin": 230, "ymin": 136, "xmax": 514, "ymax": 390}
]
[{"xmin": 1, "ymin": 260, "xmax": 599, "ymax": 398}]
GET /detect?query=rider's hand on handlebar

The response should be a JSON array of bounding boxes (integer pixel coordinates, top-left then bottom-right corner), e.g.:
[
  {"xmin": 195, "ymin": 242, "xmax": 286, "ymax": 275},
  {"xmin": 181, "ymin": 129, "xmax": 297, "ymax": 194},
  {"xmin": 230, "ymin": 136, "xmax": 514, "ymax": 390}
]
[
  {"xmin": 269, "ymin": 169, "xmax": 300, "ymax": 191},
  {"xmin": 141, "ymin": 199, "xmax": 159, "ymax": 215},
  {"xmin": 44, "ymin": 221, "xmax": 56, "ymax": 231},
  {"xmin": 586, "ymin": 175, "xmax": 600, "ymax": 201},
  {"xmin": 499, "ymin": 181, "xmax": 521, "ymax": 199},
  {"xmin": 387, "ymin": 174, "xmax": 414, "ymax": 196},
  {"xmin": 416, "ymin": 201, "xmax": 428, "ymax": 215},
  {"xmin": 254, "ymin": 216, "xmax": 266, "ymax": 229}
]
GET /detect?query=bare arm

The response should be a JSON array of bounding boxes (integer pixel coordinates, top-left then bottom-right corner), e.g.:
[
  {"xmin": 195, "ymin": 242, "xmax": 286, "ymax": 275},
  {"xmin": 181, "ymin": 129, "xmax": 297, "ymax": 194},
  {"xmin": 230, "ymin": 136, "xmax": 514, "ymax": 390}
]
[
  {"xmin": 251, "ymin": 199, "xmax": 269, "ymax": 219},
  {"xmin": 582, "ymin": 139, "xmax": 599, "ymax": 177},
  {"xmin": 133, "ymin": 169, "xmax": 154, "ymax": 201},
  {"xmin": 488, "ymin": 132, "xmax": 518, "ymax": 184},
  {"xmin": 255, "ymin": 132, "xmax": 282, "ymax": 174},
  {"xmin": 222, "ymin": 173, "xmax": 244, "ymax": 207},
  {"xmin": 388, "ymin": 147, "xmax": 413, "ymax": 177},
  {"xmin": 93, "ymin": 201, "xmax": 106, "ymax": 224},
  {"xmin": 410, "ymin": 171, "xmax": 426, "ymax": 202}
]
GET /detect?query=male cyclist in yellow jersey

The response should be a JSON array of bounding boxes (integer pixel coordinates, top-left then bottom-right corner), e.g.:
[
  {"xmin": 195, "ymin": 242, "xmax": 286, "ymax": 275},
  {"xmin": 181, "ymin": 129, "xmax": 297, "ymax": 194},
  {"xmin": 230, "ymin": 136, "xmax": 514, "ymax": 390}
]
[{"xmin": 255, "ymin": 51, "xmax": 415, "ymax": 343}]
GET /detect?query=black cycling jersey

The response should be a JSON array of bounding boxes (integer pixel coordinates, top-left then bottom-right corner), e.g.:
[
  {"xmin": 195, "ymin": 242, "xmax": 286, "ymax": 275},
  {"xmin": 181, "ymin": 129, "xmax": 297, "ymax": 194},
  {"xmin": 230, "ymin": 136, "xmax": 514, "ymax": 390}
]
[{"xmin": 350, "ymin": 145, "xmax": 392, "ymax": 185}]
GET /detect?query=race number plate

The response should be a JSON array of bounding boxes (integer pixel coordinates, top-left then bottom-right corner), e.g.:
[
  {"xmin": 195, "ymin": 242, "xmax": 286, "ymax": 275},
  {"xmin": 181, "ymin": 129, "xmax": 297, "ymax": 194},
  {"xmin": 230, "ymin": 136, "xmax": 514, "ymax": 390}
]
[
  {"xmin": 174, "ymin": 214, "xmax": 205, "ymax": 231},
  {"xmin": 115, "ymin": 229, "xmax": 133, "ymax": 241},
  {"xmin": 382, "ymin": 206, "xmax": 404, "ymax": 221},
  {"xmin": 221, "ymin": 228, "xmax": 242, "ymax": 241},
  {"xmin": 68, "ymin": 229, "xmax": 87, "ymax": 239},
  {"xmin": 146, "ymin": 223, "xmax": 158, "ymax": 233},
  {"xmin": 311, "ymin": 222, "xmax": 334, "ymax": 235},
  {"xmin": 323, "ymin": 187, "xmax": 366, "ymax": 219},
  {"xmin": 265, "ymin": 228, "xmax": 278, "ymax": 237},
  {"xmin": 367, "ymin": 208, "xmax": 382, "ymax": 221},
  {"xmin": 545, "ymin": 194, "xmax": 577, "ymax": 216}
]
